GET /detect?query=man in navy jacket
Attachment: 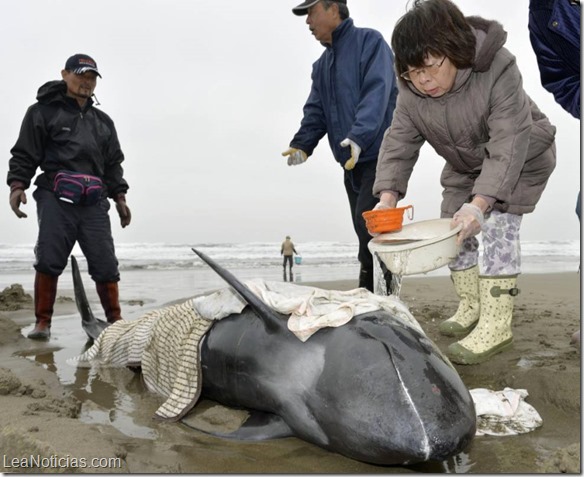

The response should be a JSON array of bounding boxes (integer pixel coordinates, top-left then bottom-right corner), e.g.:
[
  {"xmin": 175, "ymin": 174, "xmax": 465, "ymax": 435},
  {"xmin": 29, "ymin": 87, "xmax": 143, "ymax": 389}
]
[
  {"xmin": 529, "ymin": 0, "xmax": 580, "ymax": 219},
  {"xmin": 529, "ymin": 0, "xmax": 580, "ymax": 346},
  {"xmin": 282, "ymin": 0, "xmax": 398, "ymax": 292},
  {"xmin": 529, "ymin": 0, "xmax": 580, "ymax": 119}
]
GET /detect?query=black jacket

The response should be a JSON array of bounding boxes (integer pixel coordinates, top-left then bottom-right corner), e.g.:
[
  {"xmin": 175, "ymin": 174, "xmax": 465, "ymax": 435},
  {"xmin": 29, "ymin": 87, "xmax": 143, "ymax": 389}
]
[{"xmin": 7, "ymin": 80, "xmax": 129, "ymax": 197}]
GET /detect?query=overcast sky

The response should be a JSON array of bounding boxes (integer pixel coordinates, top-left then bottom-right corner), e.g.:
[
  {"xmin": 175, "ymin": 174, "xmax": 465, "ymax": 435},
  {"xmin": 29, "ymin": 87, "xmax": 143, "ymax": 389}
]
[{"xmin": 0, "ymin": 0, "xmax": 580, "ymax": 246}]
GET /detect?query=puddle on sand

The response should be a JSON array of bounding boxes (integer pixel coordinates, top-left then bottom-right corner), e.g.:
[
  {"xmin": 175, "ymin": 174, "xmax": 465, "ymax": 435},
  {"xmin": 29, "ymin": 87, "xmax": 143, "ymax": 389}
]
[
  {"xmin": 20, "ymin": 312, "xmax": 160, "ymax": 440},
  {"xmin": 516, "ymin": 349, "xmax": 560, "ymax": 369}
]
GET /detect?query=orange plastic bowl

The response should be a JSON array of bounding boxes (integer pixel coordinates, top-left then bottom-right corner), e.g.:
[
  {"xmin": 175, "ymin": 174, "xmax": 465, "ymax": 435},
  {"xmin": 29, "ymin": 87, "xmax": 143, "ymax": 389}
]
[{"xmin": 362, "ymin": 205, "xmax": 414, "ymax": 234}]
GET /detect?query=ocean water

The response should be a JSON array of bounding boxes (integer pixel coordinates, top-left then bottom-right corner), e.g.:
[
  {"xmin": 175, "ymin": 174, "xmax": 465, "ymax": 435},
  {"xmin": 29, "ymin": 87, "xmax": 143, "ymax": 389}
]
[
  {"xmin": 0, "ymin": 240, "xmax": 580, "ymax": 273},
  {"xmin": 0, "ymin": 241, "xmax": 364, "ymax": 304},
  {"xmin": 0, "ymin": 240, "xmax": 580, "ymax": 305}
]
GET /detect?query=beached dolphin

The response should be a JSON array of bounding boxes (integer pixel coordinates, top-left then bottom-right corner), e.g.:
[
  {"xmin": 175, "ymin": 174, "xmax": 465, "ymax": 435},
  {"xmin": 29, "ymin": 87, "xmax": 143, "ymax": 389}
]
[{"xmin": 71, "ymin": 251, "xmax": 476, "ymax": 466}]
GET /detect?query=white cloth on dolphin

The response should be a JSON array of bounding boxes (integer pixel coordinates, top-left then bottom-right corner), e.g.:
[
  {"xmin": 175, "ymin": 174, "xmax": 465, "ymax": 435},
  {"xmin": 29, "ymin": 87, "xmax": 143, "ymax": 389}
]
[
  {"xmin": 470, "ymin": 387, "xmax": 543, "ymax": 436},
  {"xmin": 191, "ymin": 279, "xmax": 423, "ymax": 342}
]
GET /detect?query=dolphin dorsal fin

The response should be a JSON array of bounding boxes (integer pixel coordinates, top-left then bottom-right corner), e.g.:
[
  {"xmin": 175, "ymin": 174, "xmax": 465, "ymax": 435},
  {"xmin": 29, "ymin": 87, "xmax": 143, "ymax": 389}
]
[{"xmin": 192, "ymin": 248, "xmax": 283, "ymax": 332}]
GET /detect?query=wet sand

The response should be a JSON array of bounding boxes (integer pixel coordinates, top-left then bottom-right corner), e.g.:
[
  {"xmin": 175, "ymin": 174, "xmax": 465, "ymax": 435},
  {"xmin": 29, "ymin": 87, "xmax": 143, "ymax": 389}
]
[{"xmin": 0, "ymin": 270, "xmax": 580, "ymax": 473}]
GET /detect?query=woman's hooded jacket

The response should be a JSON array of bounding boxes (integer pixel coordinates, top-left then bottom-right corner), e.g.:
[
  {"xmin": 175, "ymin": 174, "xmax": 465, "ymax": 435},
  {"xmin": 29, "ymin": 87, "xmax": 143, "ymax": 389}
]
[{"xmin": 373, "ymin": 17, "xmax": 556, "ymax": 216}]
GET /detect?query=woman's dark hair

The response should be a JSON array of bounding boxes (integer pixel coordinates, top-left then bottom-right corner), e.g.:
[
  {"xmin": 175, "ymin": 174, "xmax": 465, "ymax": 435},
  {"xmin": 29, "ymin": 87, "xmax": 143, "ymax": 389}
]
[
  {"xmin": 322, "ymin": 0, "xmax": 350, "ymax": 20},
  {"xmin": 391, "ymin": 0, "xmax": 476, "ymax": 77}
]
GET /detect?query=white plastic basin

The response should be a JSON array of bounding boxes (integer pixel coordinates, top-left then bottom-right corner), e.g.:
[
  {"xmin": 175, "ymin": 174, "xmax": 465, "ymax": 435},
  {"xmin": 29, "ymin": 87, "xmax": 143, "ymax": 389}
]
[{"xmin": 368, "ymin": 219, "xmax": 462, "ymax": 276}]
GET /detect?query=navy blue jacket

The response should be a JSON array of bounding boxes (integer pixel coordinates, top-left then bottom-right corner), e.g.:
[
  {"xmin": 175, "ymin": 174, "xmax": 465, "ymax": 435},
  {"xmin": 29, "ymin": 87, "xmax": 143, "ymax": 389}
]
[
  {"xmin": 529, "ymin": 0, "xmax": 580, "ymax": 119},
  {"xmin": 7, "ymin": 80, "xmax": 129, "ymax": 197},
  {"xmin": 290, "ymin": 19, "xmax": 397, "ymax": 167}
]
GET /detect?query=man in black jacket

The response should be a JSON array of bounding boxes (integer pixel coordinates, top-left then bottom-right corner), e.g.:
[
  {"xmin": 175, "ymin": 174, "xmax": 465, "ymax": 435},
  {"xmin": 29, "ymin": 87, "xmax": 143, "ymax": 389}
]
[{"xmin": 7, "ymin": 53, "xmax": 132, "ymax": 340}]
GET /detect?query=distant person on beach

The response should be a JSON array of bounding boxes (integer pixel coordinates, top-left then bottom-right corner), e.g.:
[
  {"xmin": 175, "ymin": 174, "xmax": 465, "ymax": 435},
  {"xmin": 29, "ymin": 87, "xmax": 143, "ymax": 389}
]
[
  {"xmin": 281, "ymin": 236, "xmax": 298, "ymax": 281},
  {"xmin": 372, "ymin": 0, "xmax": 557, "ymax": 364},
  {"xmin": 528, "ymin": 0, "xmax": 581, "ymax": 348},
  {"xmin": 282, "ymin": 0, "xmax": 398, "ymax": 293},
  {"xmin": 7, "ymin": 53, "xmax": 131, "ymax": 340}
]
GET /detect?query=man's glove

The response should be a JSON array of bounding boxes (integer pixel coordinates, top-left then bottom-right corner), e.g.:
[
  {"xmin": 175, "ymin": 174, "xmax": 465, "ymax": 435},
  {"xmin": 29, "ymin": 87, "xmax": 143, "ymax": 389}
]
[
  {"xmin": 9, "ymin": 185, "xmax": 28, "ymax": 219},
  {"xmin": 114, "ymin": 194, "xmax": 132, "ymax": 228},
  {"xmin": 281, "ymin": 148, "xmax": 308, "ymax": 166},
  {"xmin": 340, "ymin": 138, "xmax": 361, "ymax": 171},
  {"xmin": 451, "ymin": 203, "xmax": 484, "ymax": 245}
]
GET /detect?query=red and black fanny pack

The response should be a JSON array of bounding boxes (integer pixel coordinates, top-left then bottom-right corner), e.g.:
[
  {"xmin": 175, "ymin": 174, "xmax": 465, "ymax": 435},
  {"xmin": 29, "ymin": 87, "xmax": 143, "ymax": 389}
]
[{"xmin": 53, "ymin": 170, "xmax": 104, "ymax": 206}]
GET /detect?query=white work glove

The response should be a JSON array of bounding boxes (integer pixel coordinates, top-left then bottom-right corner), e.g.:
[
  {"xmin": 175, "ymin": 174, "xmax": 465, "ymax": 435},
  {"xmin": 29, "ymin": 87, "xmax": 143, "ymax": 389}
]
[
  {"xmin": 373, "ymin": 191, "xmax": 398, "ymax": 210},
  {"xmin": 340, "ymin": 138, "xmax": 361, "ymax": 171},
  {"xmin": 451, "ymin": 203, "xmax": 485, "ymax": 245},
  {"xmin": 281, "ymin": 148, "xmax": 308, "ymax": 166}
]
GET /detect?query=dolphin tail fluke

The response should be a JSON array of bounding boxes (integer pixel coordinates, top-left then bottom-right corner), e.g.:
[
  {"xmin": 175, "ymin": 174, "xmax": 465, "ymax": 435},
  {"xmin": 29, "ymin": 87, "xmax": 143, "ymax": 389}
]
[
  {"xmin": 191, "ymin": 248, "xmax": 283, "ymax": 332},
  {"xmin": 71, "ymin": 255, "xmax": 110, "ymax": 340}
]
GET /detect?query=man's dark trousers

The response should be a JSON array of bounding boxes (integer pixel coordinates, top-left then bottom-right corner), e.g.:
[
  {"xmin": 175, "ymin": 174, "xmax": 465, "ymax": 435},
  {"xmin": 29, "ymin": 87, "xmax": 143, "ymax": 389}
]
[
  {"xmin": 33, "ymin": 187, "xmax": 120, "ymax": 282},
  {"xmin": 343, "ymin": 160, "xmax": 392, "ymax": 292}
]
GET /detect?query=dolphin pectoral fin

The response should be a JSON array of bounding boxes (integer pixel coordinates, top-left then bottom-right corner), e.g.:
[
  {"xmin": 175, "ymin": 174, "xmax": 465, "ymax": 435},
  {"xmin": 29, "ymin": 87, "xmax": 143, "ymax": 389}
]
[
  {"xmin": 71, "ymin": 255, "xmax": 110, "ymax": 341},
  {"xmin": 220, "ymin": 411, "xmax": 294, "ymax": 441},
  {"xmin": 181, "ymin": 408, "xmax": 293, "ymax": 441}
]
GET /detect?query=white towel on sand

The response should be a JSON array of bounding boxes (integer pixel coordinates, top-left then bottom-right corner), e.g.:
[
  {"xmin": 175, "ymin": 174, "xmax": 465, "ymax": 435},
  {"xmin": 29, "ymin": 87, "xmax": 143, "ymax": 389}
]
[{"xmin": 470, "ymin": 387, "xmax": 543, "ymax": 436}]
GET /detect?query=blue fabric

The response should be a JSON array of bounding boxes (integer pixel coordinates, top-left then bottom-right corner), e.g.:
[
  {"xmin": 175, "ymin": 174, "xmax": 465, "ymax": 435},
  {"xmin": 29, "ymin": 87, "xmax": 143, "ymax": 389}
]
[
  {"xmin": 290, "ymin": 19, "xmax": 398, "ymax": 167},
  {"xmin": 529, "ymin": 0, "xmax": 580, "ymax": 223},
  {"xmin": 528, "ymin": 0, "xmax": 581, "ymax": 119}
]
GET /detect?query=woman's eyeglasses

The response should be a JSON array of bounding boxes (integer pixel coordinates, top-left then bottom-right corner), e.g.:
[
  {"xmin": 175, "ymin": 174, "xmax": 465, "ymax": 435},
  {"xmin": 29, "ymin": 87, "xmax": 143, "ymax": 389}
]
[{"xmin": 400, "ymin": 57, "xmax": 447, "ymax": 82}]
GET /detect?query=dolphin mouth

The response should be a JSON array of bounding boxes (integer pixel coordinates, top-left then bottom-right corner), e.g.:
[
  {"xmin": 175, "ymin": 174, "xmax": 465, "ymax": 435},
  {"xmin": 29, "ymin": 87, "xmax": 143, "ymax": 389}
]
[{"xmin": 345, "ymin": 314, "xmax": 476, "ymax": 464}]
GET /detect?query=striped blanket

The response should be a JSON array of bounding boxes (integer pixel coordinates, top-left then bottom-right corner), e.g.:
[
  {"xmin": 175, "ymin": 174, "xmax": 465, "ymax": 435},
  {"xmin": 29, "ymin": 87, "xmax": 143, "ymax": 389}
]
[{"xmin": 69, "ymin": 299, "xmax": 214, "ymax": 421}]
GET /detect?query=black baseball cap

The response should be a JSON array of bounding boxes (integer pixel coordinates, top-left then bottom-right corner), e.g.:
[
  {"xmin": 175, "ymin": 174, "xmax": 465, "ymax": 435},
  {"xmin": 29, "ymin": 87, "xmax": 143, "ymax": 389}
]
[
  {"xmin": 64, "ymin": 54, "xmax": 101, "ymax": 78},
  {"xmin": 292, "ymin": 0, "xmax": 346, "ymax": 16}
]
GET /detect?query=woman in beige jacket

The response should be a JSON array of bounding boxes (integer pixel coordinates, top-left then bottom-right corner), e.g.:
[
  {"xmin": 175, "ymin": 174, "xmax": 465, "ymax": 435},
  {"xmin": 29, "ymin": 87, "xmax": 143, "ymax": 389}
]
[{"xmin": 373, "ymin": 0, "xmax": 556, "ymax": 364}]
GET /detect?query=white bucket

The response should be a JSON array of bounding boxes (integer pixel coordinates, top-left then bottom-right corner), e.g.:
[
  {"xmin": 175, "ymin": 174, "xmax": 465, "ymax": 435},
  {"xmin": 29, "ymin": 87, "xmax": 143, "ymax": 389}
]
[{"xmin": 368, "ymin": 219, "xmax": 462, "ymax": 276}]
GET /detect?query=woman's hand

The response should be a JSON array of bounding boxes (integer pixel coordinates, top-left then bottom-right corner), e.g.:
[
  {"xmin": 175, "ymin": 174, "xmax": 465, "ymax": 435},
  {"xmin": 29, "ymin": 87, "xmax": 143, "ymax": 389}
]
[
  {"xmin": 373, "ymin": 191, "xmax": 398, "ymax": 210},
  {"xmin": 451, "ymin": 202, "xmax": 485, "ymax": 245}
]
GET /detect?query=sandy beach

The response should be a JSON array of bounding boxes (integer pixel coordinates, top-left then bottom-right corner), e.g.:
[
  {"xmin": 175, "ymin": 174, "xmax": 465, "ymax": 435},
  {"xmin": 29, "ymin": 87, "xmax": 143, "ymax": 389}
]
[{"xmin": 0, "ymin": 269, "xmax": 580, "ymax": 473}]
